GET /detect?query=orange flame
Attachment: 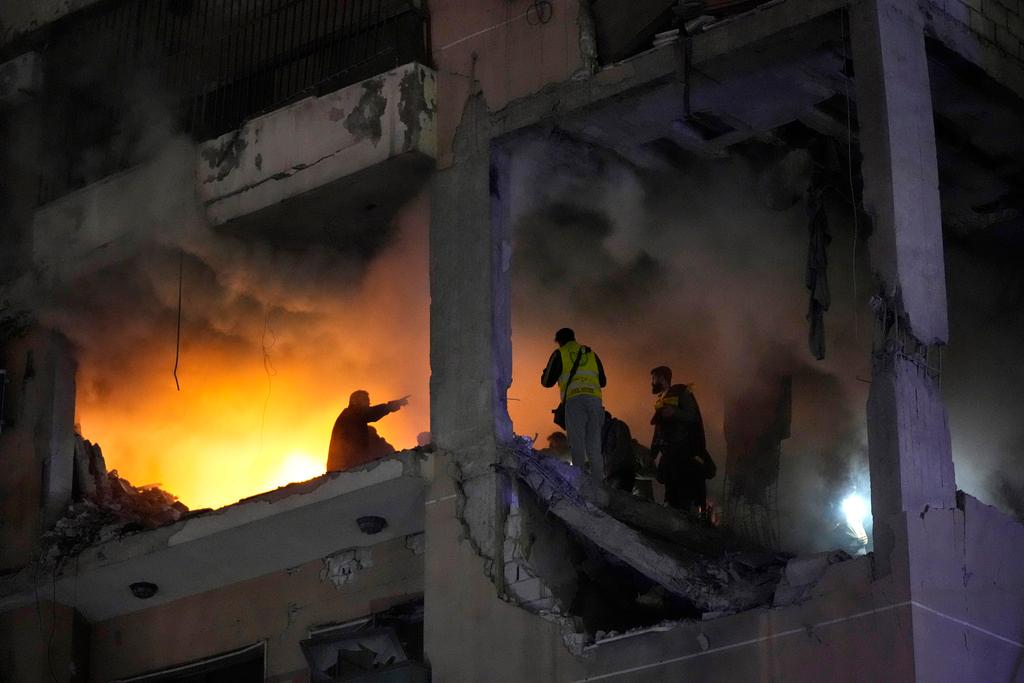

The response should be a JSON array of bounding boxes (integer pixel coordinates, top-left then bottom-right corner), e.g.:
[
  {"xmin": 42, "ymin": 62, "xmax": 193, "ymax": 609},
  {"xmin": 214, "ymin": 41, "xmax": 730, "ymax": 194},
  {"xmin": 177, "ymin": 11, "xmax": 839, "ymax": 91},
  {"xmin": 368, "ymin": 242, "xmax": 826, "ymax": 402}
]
[{"xmin": 74, "ymin": 200, "xmax": 430, "ymax": 510}]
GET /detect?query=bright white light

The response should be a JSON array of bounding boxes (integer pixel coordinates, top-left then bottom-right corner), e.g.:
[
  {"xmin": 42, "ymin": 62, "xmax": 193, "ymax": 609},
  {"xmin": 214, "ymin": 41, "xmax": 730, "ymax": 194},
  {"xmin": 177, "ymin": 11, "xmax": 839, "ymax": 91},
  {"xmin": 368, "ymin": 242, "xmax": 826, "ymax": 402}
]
[{"xmin": 840, "ymin": 493, "xmax": 870, "ymax": 545}]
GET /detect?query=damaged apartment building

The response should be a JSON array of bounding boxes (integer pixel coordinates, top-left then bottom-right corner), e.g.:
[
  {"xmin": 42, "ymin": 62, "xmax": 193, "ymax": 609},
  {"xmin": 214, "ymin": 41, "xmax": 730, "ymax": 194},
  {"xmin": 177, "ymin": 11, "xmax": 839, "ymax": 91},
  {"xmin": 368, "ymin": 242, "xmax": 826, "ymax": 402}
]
[{"xmin": 2, "ymin": 0, "xmax": 1024, "ymax": 681}]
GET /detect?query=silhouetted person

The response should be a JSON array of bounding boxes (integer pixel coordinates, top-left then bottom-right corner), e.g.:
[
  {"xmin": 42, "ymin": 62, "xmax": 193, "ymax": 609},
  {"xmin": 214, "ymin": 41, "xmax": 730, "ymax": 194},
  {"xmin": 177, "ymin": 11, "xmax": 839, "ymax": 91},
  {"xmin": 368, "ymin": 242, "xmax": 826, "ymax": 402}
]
[
  {"xmin": 602, "ymin": 411, "xmax": 636, "ymax": 493},
  {"xmin": 650, "ymin": 366, "xmax": 713, "ymax": 512},
  {"xmin": 541, "ymin": 328, "xmax": 607, "ymax": 479},
  {"xmin": 327, "ymin": 390, "xmax": 408, "ymax": 472}
]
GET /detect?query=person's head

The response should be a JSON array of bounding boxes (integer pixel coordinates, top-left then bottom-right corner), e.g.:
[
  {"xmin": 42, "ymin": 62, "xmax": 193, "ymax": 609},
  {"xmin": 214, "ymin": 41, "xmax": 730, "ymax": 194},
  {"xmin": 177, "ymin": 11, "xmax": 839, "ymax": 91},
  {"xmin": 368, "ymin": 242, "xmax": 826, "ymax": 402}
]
[
  {"xmin": 651, "ymin": 366, "xmax": 672, "ymax": 394},
  {"xmin": 554, "ymin": 328, "xmax": 575, "ymax": 347},
  {"xmin": 547, "ymin": 431, "xmax": 569, "ymax": 451},
  {"xmin": 416, "ymin": 431, "xmax": 433, "ymax": 447},
  {"xmin": 349, "ymin": 390, "xmax": 371, "ymax": 408}
]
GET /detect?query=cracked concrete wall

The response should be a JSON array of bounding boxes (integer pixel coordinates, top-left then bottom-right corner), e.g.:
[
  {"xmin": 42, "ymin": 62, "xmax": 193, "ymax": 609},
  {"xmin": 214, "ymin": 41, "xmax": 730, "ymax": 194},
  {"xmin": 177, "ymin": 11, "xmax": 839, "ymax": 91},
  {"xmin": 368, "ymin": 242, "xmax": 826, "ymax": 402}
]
[
  {"xmin": 87, "ymin": 535, "xmax": 423, "ymax": 683},
  {"xmin": 0, "ymin": 327, "xmax": 76, "ymax": 572},
  {"xmin": 430, "ymin": 0, "xmax": 585, "ymax": 168},
  {"xmin": 850, "ymin": 3, "xmax": 1024, "ymax": 679},
  {"xmin": 426, "ymin": 449, "xmax": 925, "ymax": 682}
]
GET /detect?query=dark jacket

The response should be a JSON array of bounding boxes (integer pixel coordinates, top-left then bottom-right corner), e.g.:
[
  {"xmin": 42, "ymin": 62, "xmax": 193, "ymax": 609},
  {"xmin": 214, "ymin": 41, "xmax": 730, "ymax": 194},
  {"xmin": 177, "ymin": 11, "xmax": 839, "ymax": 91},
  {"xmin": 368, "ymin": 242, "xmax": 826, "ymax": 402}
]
[
  {"xmin": 540, "ymin": 346, "xmax": 607, "ymax": 390},
  {"xmin": 651, "ymin": 384, "xmax": 706, "ymax": 455},
  {"xmin": 651, "ymin": 384, "xmax": 712, "ymax": 508},
  {"xmin": 602, "ymin": 413, "xmax": 636, "ymax": 491},
  {"xmin": 327, "ymin": 404, "xmax": 396, "ymax": 471}
]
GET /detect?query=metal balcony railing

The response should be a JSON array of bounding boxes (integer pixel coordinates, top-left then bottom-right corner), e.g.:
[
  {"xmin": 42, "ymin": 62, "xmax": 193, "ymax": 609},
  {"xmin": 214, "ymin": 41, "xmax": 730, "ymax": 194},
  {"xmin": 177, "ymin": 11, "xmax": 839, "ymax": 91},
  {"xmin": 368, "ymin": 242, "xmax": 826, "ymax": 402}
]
[{"xmin": 31, "ymin": 0, "xmax": 430, "ymax": 205}]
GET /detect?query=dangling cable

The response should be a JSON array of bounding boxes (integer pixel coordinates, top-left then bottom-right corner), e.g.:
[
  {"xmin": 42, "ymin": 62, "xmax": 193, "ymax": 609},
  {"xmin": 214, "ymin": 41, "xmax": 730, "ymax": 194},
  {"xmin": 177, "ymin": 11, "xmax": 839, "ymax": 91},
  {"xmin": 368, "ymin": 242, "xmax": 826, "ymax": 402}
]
[
  {"xmin": 841, "ymin": 9, "xmax": 862, "ymax": 344},
  {"xmin": 258, "ymin": 310, "xmax": 278, "ymax": 458},
  {"xmin": 173, "ymin": 250, "xmax": 183, "ymax": 391}
]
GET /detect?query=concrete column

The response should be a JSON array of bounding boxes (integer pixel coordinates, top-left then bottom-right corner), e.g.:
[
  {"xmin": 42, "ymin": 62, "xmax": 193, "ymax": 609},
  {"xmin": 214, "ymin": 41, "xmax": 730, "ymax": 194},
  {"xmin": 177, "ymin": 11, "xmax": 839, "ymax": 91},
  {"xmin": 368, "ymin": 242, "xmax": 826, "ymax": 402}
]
[
  {"xmin": 429, "ymin": 92, "xmax": 512, "ymax": 456},
  {"xmin": 428, "ymin": 91, "xmax": 511, "ymax": 574},
  {"xmin": 851, "ymin": 0, "xmax": 956, "ymax": 535},
  {"xmin": 852, "ymin": 4, "xmax": 967, "ymax": 680},
  {"xmin": 425, "ymin": 94, "xmax": 521, "ymax": 679}
]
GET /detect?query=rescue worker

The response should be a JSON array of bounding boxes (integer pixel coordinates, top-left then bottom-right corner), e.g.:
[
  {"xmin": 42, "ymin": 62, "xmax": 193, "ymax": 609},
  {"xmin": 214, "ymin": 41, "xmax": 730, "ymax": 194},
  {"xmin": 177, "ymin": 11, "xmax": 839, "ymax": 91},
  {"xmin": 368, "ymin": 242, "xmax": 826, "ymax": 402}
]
[
  {"xmin": 540, "ymin": 431, "xmax": 572, "ymax": 465},
  {"xmin": 541, "ymin": 328, "xmax": 607, "ymax": 479},
  {"xmin": 649, "ymin": 366, "xmax": 713, "ymax": 513},
  {"xmin": 601, "ymin": 410, "xmax": 637, "ymax": 493},
  {"xmin": 326, "ymin": 390, "xmax": 409, "ymax": 472}
]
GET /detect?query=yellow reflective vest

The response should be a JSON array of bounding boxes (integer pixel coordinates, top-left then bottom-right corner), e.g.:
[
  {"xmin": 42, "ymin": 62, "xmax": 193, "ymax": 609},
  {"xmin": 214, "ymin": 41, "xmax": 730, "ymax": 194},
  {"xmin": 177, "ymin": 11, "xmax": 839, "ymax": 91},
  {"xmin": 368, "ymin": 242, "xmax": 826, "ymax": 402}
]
[{"xmin": 558, "ymin": 341, "xmax": 602, "ymax": 400}]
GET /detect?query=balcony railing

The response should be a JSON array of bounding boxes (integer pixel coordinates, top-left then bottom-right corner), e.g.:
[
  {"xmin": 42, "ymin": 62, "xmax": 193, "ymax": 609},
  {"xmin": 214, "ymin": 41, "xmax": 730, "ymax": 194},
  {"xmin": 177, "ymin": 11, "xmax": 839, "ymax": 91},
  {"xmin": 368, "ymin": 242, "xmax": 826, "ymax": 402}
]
[{"xmin": 32, "ymin": 0, "xmax": 429, "ymax": 205}]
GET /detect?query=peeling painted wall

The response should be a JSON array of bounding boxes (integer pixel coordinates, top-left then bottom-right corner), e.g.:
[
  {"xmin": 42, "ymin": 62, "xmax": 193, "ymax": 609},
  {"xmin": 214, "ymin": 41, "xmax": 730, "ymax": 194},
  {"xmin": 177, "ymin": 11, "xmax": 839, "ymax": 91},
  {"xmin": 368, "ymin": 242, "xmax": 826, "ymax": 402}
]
[{"xmin": 198, "ymin": 62, "xmax": 436, "ymax": 227}]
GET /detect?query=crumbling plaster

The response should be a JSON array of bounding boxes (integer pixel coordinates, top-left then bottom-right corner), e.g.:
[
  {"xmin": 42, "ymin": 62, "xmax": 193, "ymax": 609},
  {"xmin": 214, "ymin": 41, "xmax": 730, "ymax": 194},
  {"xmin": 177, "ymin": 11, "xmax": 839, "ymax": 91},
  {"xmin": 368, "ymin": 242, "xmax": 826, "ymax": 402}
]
[
  {"xmin": 0, "ymin": 452, "xmax": 428, "ymax": 622},
  {"xmin": 198, "ymin": 62, "xmax": 436, "ymax": 227},
  {"xmin": 426, "ymin": 452, "xmax": 929, "ymax": 682}
]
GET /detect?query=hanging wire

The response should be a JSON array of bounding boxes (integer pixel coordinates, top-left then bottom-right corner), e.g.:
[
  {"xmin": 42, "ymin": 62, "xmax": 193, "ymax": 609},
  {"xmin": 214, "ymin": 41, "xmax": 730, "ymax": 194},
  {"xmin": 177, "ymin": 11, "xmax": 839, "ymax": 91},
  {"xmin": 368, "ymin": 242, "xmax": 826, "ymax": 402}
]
[
  {"xmin": 841, "ymin": 9, "xmax": 862, "ymax": 346},
  {"xmin": 173, "ymin": 249, "xmax": 184, "ymax": 391},
  {"xmin": 258, "ymin": 310, "xmax": 278, "ymax": 458}
]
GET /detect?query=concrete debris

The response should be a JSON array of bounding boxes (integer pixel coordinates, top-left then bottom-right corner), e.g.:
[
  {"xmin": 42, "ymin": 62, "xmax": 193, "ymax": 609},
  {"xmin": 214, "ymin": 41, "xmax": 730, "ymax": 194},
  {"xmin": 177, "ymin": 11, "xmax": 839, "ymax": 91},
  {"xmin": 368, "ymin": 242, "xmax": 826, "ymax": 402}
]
[
  {"xmin": 772, "ymin": 550, "xmax": 851, "ymax": 607},
  {"xmin": 507, "ymin": 439, "xmax": 786, "ymax": 615},
  {"xmin": 405, "ymin": 533, "xmax": 426, "ymax": 556},
  {"xmin": 41, "ymin": 435, "xmax": 189, "ymax": 562},
  {"xmin": 321, "ymin": 548, "xmax": 373, "ymax": 588},
  {"xmin": 572, "ymin": 466, "xmax": 744, "ymax": 556}
]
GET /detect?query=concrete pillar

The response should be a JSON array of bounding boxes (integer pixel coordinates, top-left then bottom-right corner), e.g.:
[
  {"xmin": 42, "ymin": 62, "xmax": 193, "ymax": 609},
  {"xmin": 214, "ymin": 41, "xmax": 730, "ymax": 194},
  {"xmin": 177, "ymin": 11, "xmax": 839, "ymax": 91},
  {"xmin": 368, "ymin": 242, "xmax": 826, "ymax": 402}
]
[
  {"xmin": 850, "ymin": 0, "xmax": 948, "ymax": 346},
  {"xmin": 425, "ymin": 93, "xmax": 521, "ymax": 679},
  {"xmin": 851, "ymin": 0, "xmax": 956, "ymax": 537},
  {"xmin": 429, "ymin": 92, "xmax": 512, "ymax": 456},
  {"xmin": 852, "ymin": 3, "xmax": 966, "ymax": 680}
]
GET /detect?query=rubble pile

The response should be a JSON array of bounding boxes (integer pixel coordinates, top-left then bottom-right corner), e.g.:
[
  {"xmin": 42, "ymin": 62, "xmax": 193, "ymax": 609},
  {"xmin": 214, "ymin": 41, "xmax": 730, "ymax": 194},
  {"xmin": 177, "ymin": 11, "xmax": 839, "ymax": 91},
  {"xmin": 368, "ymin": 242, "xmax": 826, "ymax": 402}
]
[{"xmin": 42, "ymin": 435, "xmax": 189, "ymax": 562}]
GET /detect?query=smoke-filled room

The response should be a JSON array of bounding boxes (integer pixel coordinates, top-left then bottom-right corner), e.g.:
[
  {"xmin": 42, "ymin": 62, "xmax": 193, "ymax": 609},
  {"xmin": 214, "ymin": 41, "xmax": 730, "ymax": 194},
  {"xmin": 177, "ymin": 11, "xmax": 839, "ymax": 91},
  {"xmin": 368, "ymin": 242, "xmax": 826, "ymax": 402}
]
[{"xmin": 2, "ymin": 1, "xmax": 1024, "ymax": 682}]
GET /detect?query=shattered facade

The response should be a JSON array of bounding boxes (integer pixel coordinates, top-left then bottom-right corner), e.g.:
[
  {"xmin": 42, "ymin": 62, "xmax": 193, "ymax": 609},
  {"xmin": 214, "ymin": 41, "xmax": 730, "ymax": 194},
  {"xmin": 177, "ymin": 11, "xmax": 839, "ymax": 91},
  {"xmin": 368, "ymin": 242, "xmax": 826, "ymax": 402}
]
[{"xmin": 2, "ymin": 0, "xmax": 1024, "ymax": 681}]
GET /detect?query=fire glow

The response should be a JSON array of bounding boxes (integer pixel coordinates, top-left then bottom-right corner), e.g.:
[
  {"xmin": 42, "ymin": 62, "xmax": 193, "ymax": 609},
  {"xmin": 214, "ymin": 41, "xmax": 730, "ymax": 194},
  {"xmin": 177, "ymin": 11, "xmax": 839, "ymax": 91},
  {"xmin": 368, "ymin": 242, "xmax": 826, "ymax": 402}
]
[{"xmin": 68, "ymin": 200, "xmax": 430, "ymax": 511}]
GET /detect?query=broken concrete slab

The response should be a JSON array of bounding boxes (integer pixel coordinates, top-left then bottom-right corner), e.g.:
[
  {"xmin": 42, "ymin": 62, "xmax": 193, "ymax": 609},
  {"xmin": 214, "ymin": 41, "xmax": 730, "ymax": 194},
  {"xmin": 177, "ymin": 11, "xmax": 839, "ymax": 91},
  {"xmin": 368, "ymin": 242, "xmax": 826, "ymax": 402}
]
[
  {"xmin": 508, "ymin": 442, "xmax": 783, "ymax": 615},
  {"xmin": 0, "ymin": 451, "xmax": 429, "ymax": 621}
]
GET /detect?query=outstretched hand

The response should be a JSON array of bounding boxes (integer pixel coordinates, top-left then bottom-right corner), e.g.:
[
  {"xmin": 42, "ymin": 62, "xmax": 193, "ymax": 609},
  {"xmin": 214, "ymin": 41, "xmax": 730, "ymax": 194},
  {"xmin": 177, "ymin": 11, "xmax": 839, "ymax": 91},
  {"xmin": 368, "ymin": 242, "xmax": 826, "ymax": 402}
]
[{"xmin": 388, "ymin": 395, "xmax": 411, "ymax": 411}]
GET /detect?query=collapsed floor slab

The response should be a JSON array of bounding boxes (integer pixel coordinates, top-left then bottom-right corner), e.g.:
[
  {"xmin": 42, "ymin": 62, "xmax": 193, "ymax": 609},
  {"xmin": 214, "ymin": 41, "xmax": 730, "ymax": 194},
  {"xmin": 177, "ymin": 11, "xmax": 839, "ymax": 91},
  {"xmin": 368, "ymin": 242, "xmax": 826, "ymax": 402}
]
[{"xmin": 507, "ymin": 441, "xmax": 785, "ymax": 616}]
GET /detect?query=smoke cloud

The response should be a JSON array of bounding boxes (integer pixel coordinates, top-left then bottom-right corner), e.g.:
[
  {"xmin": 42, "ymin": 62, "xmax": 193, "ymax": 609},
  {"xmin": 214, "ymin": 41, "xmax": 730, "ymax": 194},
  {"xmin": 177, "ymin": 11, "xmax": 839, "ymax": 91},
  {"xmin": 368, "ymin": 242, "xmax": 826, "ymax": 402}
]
[
  {"xmin": 505, "ymin": 131, "xmax": 872, "ymax": 552},
  {"xmin": 6, "ymin": 59, "xmax": 430, "ymax": 509}
]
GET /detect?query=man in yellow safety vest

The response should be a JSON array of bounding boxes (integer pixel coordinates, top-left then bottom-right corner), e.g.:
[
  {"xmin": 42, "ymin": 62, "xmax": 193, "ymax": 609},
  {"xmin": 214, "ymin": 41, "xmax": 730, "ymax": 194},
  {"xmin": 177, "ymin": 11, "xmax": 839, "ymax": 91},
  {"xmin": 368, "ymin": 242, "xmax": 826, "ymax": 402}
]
[{"xmin": 541, "ymin": 328, "xmax": 607, "ymax": 479}]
